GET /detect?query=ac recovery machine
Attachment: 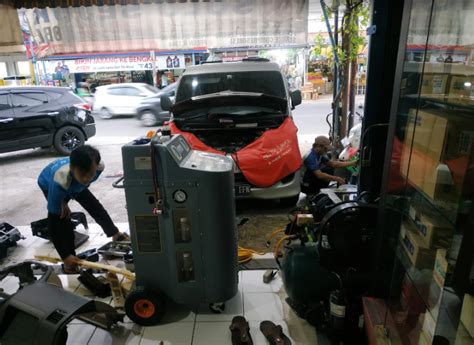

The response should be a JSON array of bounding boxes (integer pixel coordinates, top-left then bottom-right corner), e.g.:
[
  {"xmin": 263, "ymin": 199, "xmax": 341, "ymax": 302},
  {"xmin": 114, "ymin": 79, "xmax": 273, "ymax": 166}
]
[{"xmin": 121, "ymin": 134, "xmax": 238, "ymax": 325}]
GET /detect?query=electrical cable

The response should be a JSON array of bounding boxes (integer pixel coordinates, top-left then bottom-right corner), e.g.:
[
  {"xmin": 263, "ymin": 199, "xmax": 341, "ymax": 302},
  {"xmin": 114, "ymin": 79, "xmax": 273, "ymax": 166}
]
[{"xmin": 238, "ymin": 246, "xmax": 265, "ymax": 264}]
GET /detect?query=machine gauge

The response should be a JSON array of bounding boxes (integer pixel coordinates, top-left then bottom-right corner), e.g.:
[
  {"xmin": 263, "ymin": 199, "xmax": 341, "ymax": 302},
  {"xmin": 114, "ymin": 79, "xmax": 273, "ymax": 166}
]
[{"xmin": 173, "ymin": 190, "xmax": 187, "ymax": 203}]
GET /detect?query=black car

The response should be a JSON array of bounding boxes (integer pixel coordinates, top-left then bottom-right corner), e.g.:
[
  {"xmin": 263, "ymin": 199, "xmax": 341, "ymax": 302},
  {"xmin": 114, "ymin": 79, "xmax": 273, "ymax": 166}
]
[
  {"xmin": 135, "ymin": 83, "xmax": 176, "ymax": 126},
  {"xmin": 0, "ymin": 86, "xmax": 96, "ymax": 156}
]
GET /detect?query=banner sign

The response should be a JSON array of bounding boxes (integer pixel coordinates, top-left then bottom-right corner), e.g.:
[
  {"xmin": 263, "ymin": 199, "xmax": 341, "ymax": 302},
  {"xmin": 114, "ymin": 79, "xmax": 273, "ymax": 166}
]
[
  {"xmin": 19, "ymin": 0, "xmax": 308, "ymax": 58},
  {"xmin": 41, "ymin": 54, "xmax": 185, "ymax": 74}
]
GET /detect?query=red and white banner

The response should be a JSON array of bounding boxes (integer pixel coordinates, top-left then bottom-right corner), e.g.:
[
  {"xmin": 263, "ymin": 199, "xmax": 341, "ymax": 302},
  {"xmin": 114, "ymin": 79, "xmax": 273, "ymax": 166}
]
[{"xmin": 41, "ymin": 54, "xmax": 185, "ymax": 74}]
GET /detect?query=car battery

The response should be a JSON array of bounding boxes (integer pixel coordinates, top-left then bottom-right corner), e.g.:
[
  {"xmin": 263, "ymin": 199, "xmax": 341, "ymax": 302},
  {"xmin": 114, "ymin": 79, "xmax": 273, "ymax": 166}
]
[{"xmin": 121, "ymin": 134, "xmax": 238, "ymax": 323}]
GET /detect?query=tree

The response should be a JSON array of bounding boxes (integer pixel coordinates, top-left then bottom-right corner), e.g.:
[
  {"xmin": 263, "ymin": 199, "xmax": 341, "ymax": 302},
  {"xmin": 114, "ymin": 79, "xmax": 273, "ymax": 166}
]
[{"xmin": 321, "ymin": 0, "xmax": 369, "ymax": 146}]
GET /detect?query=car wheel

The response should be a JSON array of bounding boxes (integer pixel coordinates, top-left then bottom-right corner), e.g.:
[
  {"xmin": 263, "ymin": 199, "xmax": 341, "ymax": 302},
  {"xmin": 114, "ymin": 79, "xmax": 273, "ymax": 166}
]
[
  {"xmin": 280, "ymin": 194, "xmax": 300, "ymax": 207},
  {"xmin": 99, "ymin": 107, "xmax": 113, "ymax": 119},
  {"xmin": 53, "ymin": 126, "xmax": 85, "ymax": 156},
  {"xmin": 140, "ymin": 111, "xmax": 157, "ymax": 127}
]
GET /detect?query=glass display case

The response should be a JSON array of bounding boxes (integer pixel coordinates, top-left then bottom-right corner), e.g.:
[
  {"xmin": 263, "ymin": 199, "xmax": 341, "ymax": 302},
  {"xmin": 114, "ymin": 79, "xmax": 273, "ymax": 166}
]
[{"xmin": 369, "ymin": 0, "xmax": 474, "ymax": 344}]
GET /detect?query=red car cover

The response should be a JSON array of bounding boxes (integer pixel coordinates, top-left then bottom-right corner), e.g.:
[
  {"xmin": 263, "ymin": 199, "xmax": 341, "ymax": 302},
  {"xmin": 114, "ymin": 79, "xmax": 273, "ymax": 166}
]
[{"xmin": 170, "ymin": 117, "xmax": 302, "ymax": 187}]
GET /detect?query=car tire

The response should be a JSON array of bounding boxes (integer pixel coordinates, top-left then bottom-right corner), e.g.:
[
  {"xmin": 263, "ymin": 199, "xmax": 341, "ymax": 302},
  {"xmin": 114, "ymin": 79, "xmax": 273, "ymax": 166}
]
[
  {"xmin": 53, "ymin": 126, "xmax": 85, "ymax": 156},
  {"xmin": 99, "ymin": 107, "xmax": 113, "ymax": 119},
  {"xmin": 140, "ymin": 111, "xmax": 157, "ymax": 127},
  {"xmin": 280, "ymin": 194, "xmax": 300, "ymax": 207}
]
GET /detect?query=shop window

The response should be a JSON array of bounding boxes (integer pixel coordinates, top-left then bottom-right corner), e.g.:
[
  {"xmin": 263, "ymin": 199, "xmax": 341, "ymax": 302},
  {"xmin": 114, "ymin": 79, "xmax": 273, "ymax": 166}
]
[{"xmin": 16, "ymin": 61, "xmax": 30, "ymax": 76}]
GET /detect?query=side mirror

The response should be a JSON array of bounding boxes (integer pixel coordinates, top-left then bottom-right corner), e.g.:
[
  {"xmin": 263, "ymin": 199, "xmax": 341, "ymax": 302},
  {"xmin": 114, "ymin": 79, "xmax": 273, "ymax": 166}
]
[
  {"xmin": 290, "ymin": 90, "xmax": 302, "ymax": 109},
  {"xmin": 160, "ymin": 95, "xmax": 173, "ymax": 111}
]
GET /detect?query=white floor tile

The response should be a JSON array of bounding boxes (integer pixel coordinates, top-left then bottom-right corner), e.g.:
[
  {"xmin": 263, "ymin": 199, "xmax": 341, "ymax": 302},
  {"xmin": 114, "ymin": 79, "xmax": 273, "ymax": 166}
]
[
  {"xmin": 241, "ymin": 270, "xmax": 283, "ymax": 293},
  {"xmin": 140, "ymin": 322, "xmax": 194, "ymax": 345},
  {"xmin": 192, "ymin": 321, "xmax": 233, "ymax": 345},
  {"xmin": 244, "ymin": 292, "xmax": 284, "ymax": 322},
  {"xmin": 161, "ymin": 302, "xmax": 196, "ymax": 323},
  {"xmin": 196, "ymin": 290, "xmax": 243, "ymax": 322},
  {"xmin": 88, "ymin": 323, "xmax": 143, "ymax": 345},
  {"xmin": 65, "ymin": 323, "xmax": 96, "ymax": 344}
]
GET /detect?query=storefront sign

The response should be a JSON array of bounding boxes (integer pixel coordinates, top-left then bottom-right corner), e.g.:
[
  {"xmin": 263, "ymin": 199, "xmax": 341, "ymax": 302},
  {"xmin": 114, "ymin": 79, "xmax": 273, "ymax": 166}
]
[
  {"xmin": 40, "ymin": 54, "xmax": 184, "ymax": 75},
  {"xmin": 20, "ymin": 0, "xmax": 308, "ymax": 58}
]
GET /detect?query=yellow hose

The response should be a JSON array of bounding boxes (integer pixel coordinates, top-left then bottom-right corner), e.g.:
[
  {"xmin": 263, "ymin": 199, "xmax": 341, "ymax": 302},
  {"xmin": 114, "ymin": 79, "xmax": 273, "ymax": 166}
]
[{"xmin": 238, "ymin": 246, "xmax": 265, "ymax": 264}]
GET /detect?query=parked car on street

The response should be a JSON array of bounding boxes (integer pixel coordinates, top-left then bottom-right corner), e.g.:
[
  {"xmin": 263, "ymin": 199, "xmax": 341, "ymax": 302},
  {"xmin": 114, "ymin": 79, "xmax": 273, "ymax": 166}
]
[
  {"xmin": 0, "ymin": 86, "xmax": 95, "ymax": 156},
  {"xmin": 93, "ymin": 83, "xmax": 159, "ymax": 119},
  {"xmin": 135, "ymin": 82, "xmax": 177, "ymax": 126},
  {"xmin": 162, "ymin": 59, "xmax": 303, "ymax": 205}
]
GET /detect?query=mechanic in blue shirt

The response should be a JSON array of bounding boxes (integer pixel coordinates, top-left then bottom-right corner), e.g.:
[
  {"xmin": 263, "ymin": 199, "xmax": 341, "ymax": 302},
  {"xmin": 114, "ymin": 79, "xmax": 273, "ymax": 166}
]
[
  {"xmin": 38, "ymin": 145, "xmax": 129, "ymax": 273},
  {"xmin": 302, "ymin": 136, "xmax": 357, "ymax": 195}
]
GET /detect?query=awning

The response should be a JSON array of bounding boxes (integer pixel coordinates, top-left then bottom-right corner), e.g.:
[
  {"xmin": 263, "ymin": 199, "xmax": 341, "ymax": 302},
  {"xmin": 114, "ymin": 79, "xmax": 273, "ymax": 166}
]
[
  {"xmin": 13, "ymin": 0, "xmax": 171, "ymax": 8},
  {"xmin": 19, "ymin": 0, "xmax": 309, "ymax": 58}
]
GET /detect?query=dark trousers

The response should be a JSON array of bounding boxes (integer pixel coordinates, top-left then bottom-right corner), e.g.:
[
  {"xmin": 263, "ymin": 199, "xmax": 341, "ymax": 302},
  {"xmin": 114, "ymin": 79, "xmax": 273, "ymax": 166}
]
[
  {"xmin": 301, "ymin": 166, "xmax": 335, "ymax": 196},
  {"xmin": 42, "ymin": 188, "xmax": 118, "ymax": 258}
]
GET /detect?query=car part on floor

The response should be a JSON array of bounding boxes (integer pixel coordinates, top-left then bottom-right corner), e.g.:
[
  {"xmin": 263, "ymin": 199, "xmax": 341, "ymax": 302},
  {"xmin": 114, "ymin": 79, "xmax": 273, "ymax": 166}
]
[
  {"xmin": 0, "ymin": 222, "xmax": 24, "ymax": 260},
  {"xmin": 121, "ymin": 133, "xmax": 238, "ymax": 325},
  {"xmin": 0, "ymin": 261, "xmax": 123, "ymax": 345},
  {"xmin": 78, "ymin": 269, "xmax": 111, "ymax": 298},
  {"xmin": 31, "ymin": 212, "xmax": 89, "ymax": 248},
  {"xmin": 98, "ymin": 241, "xmax": 132, "ymax": 258},
  {"xmin": 230, "ymin": 316, "xmax": 253, "ymax": 345}
]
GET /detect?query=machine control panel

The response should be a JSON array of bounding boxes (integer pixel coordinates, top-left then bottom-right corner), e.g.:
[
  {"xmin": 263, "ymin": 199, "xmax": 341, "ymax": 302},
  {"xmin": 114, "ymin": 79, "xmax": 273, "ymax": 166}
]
[{"xmin": 165, "ymin": 135, "xmax": 192, "ymax": 165}]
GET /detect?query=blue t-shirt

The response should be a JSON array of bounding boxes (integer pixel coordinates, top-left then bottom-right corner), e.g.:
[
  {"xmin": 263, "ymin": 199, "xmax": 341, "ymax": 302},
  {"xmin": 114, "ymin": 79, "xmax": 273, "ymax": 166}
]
[
  {"xmin": 38, "ymin": 157, "xmax": 104, "ymax": 214},
  {"xmin": 303, "ymin": 150, "xmax": 329, "ymax": 183}
]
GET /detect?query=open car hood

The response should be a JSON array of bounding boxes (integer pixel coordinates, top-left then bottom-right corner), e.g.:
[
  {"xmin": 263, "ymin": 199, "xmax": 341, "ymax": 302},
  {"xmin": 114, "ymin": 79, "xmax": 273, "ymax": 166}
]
[{"xmin": 171, "ymin": 92, "xmax": 288, "ymax": 117}]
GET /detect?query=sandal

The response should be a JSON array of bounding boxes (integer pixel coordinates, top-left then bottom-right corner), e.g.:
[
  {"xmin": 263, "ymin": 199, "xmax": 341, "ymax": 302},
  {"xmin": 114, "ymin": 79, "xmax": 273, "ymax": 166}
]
[
  {"xmin": 113, "ymin": 232, "xmax": 131, "ymax": 243},
  {"xmin": 230, "ymin": 316, "xmax": 253, "ymax": 345},
  {"xmin": 259, "ymin": 321, "xmax": 291, "ymax": 345}
]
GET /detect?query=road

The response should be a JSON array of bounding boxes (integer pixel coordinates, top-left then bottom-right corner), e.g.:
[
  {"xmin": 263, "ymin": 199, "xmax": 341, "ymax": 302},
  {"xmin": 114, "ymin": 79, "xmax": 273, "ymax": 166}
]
[{"xmin": 92, "ymin": 96, "xmax": 334, "ymax": 139}]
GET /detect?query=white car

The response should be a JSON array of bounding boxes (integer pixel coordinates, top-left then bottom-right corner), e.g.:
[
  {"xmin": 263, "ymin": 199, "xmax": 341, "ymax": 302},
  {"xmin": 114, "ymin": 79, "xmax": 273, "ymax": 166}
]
[{"xmin": 92, "ymin": 83, "xmax": 160, "ymax": 119}]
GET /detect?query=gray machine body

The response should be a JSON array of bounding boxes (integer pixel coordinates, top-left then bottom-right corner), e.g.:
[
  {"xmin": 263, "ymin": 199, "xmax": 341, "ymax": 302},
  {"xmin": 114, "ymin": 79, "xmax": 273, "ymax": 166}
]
[{"xmin": 121, "ymin": 134, "xmax": 238, "ymax": 305}]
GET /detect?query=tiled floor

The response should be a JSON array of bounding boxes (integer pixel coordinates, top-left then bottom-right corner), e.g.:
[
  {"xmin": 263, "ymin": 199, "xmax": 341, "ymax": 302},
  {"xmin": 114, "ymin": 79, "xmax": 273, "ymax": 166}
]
[{"xmin": 0, "ymin": 223, "xmax": 317, "ymax": 344}]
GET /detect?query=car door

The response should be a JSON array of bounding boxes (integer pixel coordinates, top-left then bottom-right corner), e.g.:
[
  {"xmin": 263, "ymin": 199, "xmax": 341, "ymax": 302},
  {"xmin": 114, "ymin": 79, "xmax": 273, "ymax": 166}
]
[
  {"xmin": 122, "ymin": 86, "xmax": 146, "ymax": 114},
  {"xmin": 105, "ymin": 86, "xmax": 134, "ymax": 115},
  {"xmin": 0, "ymin": 91, "xmax": 19, "ymax": 152},
  {"xmin": 10, "ymin": 91, "xmax": 56, "ymax": 149}
]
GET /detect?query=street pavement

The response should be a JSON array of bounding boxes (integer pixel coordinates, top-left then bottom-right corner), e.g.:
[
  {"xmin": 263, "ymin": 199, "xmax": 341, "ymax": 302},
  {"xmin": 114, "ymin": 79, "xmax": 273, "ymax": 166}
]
[{"xmin": 0, "ymin": 97, "xmax": 334, "ymax": 227}]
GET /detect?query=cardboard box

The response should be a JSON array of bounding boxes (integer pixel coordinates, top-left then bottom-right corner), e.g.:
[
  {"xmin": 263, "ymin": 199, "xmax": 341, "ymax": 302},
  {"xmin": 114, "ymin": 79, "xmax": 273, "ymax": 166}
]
[
  {"xmin": 401, "ymin": 222, "xmax": 437, "ymax": 269},
  {"xmin": 414, "ymin": 214, "xmax": 454, "ymax": 248},
  {"xmin": 420, "ymin": 74, "xmax": 448, "ymax": 95},
  {"xmin": 448, "ymin": 75, "xmax": 474, "ymax": 107},
  {"xmin": 460, "ymin": 294, "xmax": 474, "ymax": 338},
  {"xmin": 433, "ymin": 249, "xmax": 450, "ymax": 288},
  {"xmin": 362, "ymin": 297, "xmax": 402, "ymax": 345},
  {"xmin": 455, "ymin": 319, "xmax": 474, "ymax": 345},
  {"xmin": 405, "ymin": 108, "xmax": 474, "ymax": 162}
]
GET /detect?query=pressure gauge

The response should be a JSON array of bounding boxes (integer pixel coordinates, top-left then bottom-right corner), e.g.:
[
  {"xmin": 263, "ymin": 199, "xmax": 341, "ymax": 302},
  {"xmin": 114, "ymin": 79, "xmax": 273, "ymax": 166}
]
[{"xmin": 173, "ymin": 190, "xmax": 187, "ymax": 203}]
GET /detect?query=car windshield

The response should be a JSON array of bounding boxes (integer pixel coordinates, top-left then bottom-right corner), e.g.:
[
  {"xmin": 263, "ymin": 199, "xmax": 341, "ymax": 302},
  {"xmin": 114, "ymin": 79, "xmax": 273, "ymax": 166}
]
[{"xmin": 175, "ymin": 71, "xmax": 286, "ymax": 103}]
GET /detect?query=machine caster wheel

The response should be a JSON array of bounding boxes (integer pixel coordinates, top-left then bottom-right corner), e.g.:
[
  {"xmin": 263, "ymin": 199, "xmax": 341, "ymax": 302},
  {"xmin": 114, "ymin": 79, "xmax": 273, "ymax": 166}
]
[
  {"xmin": 125, "ymin": 287, "xmax": 166, "ymax": 326},
  {"xmin": 209, "ymin": 302, "xmax": 226, "ymax": 314}
]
